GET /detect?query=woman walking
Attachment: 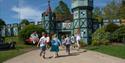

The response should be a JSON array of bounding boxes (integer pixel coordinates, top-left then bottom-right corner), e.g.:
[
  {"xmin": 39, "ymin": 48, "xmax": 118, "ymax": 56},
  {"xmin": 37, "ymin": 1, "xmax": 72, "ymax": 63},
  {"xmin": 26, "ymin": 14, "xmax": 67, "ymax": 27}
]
[
  {"xmin": 75, "ymin": 33, "xmax": 81, "ymax": 50},
  {"xmin": 50, "ymin": 34, "xmax": 61, "ymax": 58},
  {"xmin": 63, "ymin": 35, "xmax": 72, "ymax": 55}
]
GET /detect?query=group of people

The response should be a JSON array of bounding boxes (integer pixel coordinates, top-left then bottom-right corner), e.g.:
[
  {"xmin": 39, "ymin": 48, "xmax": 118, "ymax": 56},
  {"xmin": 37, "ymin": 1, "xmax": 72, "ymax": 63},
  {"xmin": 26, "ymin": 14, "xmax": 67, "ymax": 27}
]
[
  {"xmin": 30, "ymin": 32, "xmax": 81, "ymax": 59},
  {"xmin": 37, "ymin": 33, "xmax": 62, "ymax": 59}
]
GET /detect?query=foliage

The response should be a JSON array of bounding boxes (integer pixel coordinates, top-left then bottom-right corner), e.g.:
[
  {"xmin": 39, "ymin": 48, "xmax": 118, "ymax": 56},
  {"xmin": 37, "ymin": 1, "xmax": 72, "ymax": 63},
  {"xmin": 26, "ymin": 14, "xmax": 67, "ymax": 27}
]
[
  {"xmin": 0, "ymin": 36, "xmax": 34, "ymax": 63},
  {"xmin": 112, "ymin": 25, "xmax": 125, "ymax": 42},
  {"xmin": 20, "ymin": 19, "xmax": 30, "ymax": 25},
  {"xmin": 93, "ymin": 7, "xmax": 103, "ymax": 23},
  {"xmin": 92, "ymin": 27, "xmax": 110, "ymax": 46},
  {"xmin": 0, "ymin": 19, "xmax": 6, "ymax": 28},
  {"xmin": 119, "ymin": 0, "xmax": 125, "ymax": 19},
  {"xmin": 105, "ymin": 23, "xmax": 119, "ymax": 33},
  {"xmin": 95, "ymin": 0, "xmax": 125, "ymax": 21},
  {"xmin": 18, "ymin": 24, "xmax": 45, "ymax": 43},
  {"xmin": 79, "ymin": 39, "xmax": 87, "ymax": 48},
  {"xmin": 54, "ymin": 1, "xmax": 71, "ymax": 20},
  {"xmin": 0, "ymin": 44, "xmax": 33, "ymax": 63},
  {"xmin": 103, "ymin": 0, "xmax": 120, "ymax": 20}
]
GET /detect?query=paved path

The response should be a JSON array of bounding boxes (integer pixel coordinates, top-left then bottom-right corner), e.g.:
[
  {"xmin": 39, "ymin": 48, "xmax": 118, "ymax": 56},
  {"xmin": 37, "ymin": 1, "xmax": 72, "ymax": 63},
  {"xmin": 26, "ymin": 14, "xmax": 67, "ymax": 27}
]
[{"xmin": 4, "ymin": 49, "xmax": 125, "ymax": 63}]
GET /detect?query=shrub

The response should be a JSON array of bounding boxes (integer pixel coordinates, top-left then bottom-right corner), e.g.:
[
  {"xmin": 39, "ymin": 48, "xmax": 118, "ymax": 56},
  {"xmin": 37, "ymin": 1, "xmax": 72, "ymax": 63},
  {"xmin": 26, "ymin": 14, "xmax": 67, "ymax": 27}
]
[
  {"xmin": 112, "ymin": 25, "xmax": 125, "ymax": 43},
  {"xmin": 79, "ymin": 39, "xmax": 87, "ymax": 48},
  {"xmin": 92, "ymin": 27, "xmax": 110, "ymax": 46},
  {"xmin": 105, "ymin": 23, "xmax": 119, "ymax": 33},
  {"xmin": 18, "ymin": 24, "xmax": 45, "ymax": 43}
]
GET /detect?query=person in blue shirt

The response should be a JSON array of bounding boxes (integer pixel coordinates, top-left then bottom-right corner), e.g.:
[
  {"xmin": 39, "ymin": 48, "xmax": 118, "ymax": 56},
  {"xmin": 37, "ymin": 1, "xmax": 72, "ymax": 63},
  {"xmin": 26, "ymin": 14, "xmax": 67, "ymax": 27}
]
[{"xmin": 50, "ymin": 34, "xmax": 61, "ymax": 58}]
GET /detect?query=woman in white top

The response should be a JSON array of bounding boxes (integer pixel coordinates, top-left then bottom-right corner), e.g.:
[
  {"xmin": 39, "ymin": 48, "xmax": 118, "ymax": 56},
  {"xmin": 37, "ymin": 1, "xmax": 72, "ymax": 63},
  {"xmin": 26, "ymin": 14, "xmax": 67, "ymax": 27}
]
[{"xmin": 76, "ymin": 34, "xmax": 81, "ymax": 50}]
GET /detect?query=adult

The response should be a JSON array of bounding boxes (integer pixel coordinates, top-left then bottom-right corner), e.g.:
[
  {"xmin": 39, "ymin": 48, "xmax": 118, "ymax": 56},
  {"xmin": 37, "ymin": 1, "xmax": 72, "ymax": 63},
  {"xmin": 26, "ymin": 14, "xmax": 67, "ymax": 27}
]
[
  {"xmin": 63, "ymin": 35, "xmax": 72, "ymax": 55},
  {"xmin": 50, "ymin": 34, "xmax": 61, "ymax": 58},
  {"xmin": 30, "ymin": 32, "xmax": 39, "ymax": 44},
  {"xmin": 75, "ymin": 33, "xmax": 81, "ymax": 50}
]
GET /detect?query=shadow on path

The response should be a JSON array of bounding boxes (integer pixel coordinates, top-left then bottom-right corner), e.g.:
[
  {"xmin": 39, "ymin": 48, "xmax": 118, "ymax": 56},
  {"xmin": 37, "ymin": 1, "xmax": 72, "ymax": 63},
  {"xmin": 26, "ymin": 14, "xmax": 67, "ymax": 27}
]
[
  {"xmin": 58, "ymin": 52, "xmax": 80, "ymax": 58},
  {"xmin": 44, "ymin": 50, "xmax": 87, "ymax": 59},
  {"xmin": 45, "ymin": 52, "xmax": 80, "ymax": 59}
]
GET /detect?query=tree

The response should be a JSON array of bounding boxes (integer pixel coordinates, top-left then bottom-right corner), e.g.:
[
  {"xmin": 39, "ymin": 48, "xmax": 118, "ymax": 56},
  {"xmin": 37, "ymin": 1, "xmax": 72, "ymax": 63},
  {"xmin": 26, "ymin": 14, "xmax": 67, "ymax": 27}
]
[
  {"xmin": 0, "ymin": 19, "xmax": 6, "ymax": 37},
  {"xmin": 19, "ymin": 24, "xmax": 45, "ymax": 44},
  {"xmin": 93, "ymin": 7, "xmax": 103, "ymax": 22},
  {"xmin": 54, "ymin": 1, "xmax": 71, "ymax": 20},
  {"xmin": 112, "ymin": 25, "xmax": 125, "ymax": 43},
  {"xmin": 103, "ymin": 0, "xmax": 121, "ymax": 21},
  {"xmin": 0, "ymin": 19, "xmax": 6, "ymax": 28},
  {"xmin": 119, "ymin": 0, "xmax": 125, "ymax": 19},
  {"xmin": 20, "ymin": 19, "xmax": 30, "ymax": 25}
]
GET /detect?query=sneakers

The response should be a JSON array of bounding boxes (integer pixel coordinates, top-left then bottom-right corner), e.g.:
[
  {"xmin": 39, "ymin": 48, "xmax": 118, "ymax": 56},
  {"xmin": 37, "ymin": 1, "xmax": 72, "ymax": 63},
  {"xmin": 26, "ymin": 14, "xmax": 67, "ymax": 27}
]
[{"xmin": 40, "ymin": 53, "xmax": 45, "ymax": 59}]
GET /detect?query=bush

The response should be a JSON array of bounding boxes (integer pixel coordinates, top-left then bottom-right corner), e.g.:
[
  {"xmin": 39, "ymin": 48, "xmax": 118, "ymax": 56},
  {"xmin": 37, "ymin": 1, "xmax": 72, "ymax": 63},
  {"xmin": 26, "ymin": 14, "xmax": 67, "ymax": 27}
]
[
  {"xmin": 92, "ymin": 27, "xmax": 110, "ymax": 46},
  {"xmin": 105, "ymin": 23, "xmax": 119, "ymax": 33},
  {"xmin": 18, "ymin": 24, "xmax": 45, "ymax": 44},
  {"xmin": 79, "ymin": 39, "xmax": 87, "ymax": 48},
  {"xmin": 112, "ymin": 25, "xmax": 125, "ymax": 43}
]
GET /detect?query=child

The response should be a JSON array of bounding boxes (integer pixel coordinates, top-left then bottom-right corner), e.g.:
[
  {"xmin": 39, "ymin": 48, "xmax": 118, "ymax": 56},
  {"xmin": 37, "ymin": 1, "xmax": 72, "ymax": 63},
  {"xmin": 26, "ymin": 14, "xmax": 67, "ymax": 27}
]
[
  {"xmin": 71, "ymin": 34, "xmax": 76, "ymax": 49},
  {"xmin": 37, "ymin": 34, "xmax": 46, "ymax": 59}
]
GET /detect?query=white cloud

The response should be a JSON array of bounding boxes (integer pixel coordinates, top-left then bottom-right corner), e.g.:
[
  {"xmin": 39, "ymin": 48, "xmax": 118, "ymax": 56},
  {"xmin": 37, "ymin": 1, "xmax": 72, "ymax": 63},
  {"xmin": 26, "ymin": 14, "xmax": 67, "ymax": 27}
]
[{"xmin": 12, "ymin": 6, "xmax": 42, "ymax": 22}]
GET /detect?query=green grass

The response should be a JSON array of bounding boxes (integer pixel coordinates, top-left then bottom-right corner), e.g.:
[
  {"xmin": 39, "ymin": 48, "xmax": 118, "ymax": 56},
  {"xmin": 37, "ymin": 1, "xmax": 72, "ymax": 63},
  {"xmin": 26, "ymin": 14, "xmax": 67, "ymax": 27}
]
[
  {"xmin": 85, "ymin": 44, "xmax": 125, "ymax": 59},
  {"xmin": 0, "ymin": 37, "xmax": 35, "ymax": 63}
]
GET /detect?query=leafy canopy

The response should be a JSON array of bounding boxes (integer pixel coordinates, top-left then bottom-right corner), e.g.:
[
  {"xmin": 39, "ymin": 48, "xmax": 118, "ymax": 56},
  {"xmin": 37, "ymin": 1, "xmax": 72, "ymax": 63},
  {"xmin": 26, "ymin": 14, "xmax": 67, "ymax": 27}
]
[
  {"xmin": 20, "ymin": 19, "xmax": 30, "ymax": 25},
  {"xmin": 18, "ymin": 24, "xmax": 45, "ymax": 43},
  {"xmin": 0, "ymin": 19, "xmax": 6, "ymax": 28}
]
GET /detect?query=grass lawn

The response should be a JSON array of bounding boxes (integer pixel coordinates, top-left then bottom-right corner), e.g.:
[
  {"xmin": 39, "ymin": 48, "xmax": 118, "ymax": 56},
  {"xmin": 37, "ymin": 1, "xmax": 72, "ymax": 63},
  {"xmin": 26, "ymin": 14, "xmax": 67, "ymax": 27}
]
[
  {"xmin": 85, "ymin": 44, "xmax": 125, "ymax": 59},
  {"xmin": 0, "ymin": 37, "xmax": 36, "ymax": 63}
]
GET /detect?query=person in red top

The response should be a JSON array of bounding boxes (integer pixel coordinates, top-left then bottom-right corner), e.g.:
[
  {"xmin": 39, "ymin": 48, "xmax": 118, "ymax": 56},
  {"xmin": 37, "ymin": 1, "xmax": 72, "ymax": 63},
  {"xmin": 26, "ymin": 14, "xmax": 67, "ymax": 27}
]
[{"xmin": 30, "ymin": 31, "xmax": 39, "ymax": 44}]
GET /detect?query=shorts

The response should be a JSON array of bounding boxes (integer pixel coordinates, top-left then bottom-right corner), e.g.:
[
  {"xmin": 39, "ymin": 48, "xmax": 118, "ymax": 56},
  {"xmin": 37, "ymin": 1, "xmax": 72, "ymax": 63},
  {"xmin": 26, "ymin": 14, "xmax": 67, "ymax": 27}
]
[{"xmin": 40, "ymin": 46, "xmax": 46, "ymax": 51}]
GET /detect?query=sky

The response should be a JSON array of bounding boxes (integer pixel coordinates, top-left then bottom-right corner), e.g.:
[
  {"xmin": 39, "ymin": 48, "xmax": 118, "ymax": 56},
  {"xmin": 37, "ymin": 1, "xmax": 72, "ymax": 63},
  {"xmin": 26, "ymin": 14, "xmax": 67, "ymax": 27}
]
[{"xmin": 0, "ymin": 0, "xmax": 112, "ymax": 24}]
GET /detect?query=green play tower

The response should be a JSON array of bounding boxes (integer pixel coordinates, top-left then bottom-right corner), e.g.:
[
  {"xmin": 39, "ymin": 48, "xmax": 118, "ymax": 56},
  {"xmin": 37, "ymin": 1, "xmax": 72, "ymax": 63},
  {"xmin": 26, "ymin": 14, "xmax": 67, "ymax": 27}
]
[{"xmin": 72, "ymin": 0, "xmax": 93, "ymax": 44}]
